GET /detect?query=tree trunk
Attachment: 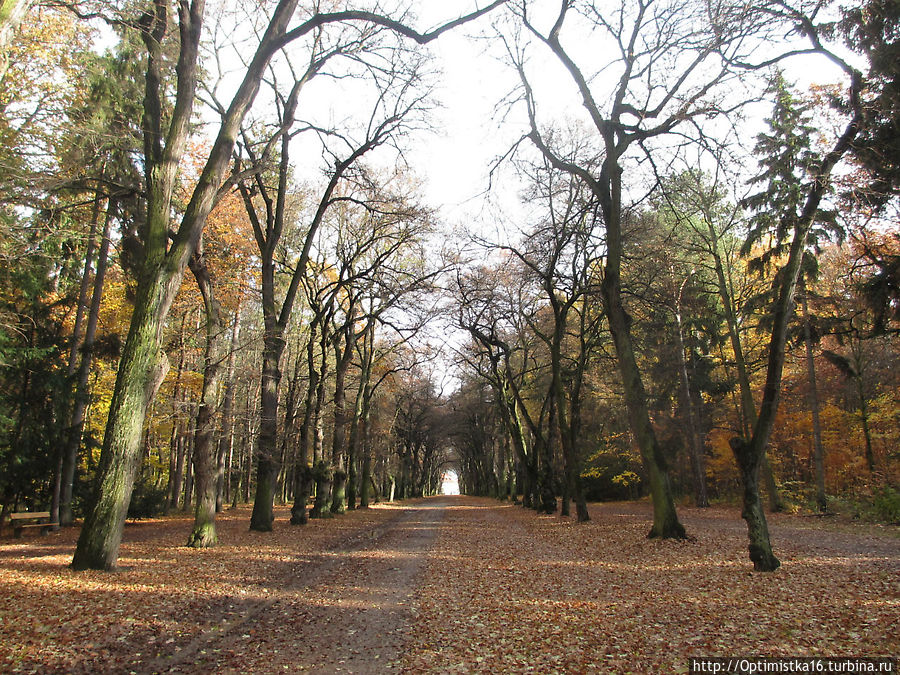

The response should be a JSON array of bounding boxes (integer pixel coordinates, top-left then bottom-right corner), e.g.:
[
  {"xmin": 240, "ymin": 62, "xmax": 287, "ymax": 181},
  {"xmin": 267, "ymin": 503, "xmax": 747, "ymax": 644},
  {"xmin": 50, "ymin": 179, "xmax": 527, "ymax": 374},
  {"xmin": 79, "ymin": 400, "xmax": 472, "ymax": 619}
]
[
  {"xmin": 250, "ymin": 334, "xmax": 286, "ymax": 532},
  {"xmin": 599, "ymin": 152, "xmax": 684, "ymax": 539},
  {"xmin": 358, "ymin": 378, "xmax": 374, "ymax": 509},
  {"xmin": 216, "ymin": 312, "xmax": 239, "ymax": 512},
  {"xmin": 310, "ymin": 460, "xmax": 332, "ymax": 519},
  {"xmin": 71, "ymin": 266, "xmax": 174, "ymax": 571},
  {"xmin": 346, "ymin": 317, "xmax": 374, "ymax": 510},
  {"xmin": 706, "ymin": 217, "xmax": 784, "ymax": 512},
  {"xmin": 187, "ymin": 247, "xmax": 226, "ymax": 548},
  {"xmin": 730, "ymin": 437, "xmax": 780, "ymax": 571},
  {"xmin": 53, "ymin": 192, "xmax": 103, "ymax": 528},
  {"xmin": 331, "ymin": 470, "xmax": 347, "ymax": 514},
  {"xmin": 183, "ymin": 426, "xmax": 195, "ymax": 510},
  {"xmin": 59, "ymin": 197, "xmax": 115, "ymax": 526},
  {"xmin": 854, "ymin": 374, "xmax": 876, "ymax": 473},
  {"xmin": 801, "ymin": 289, "xmax": 826, "ymax": 513},
  {"xmin": 603, "ymin": 278, "xmax": 685, "ymax": 538},
  {"xmin": 674, "ymin": 286, "xmax": 709, "ymax": 508},
  {"xmin": 290, "ymin": 463, "xmax": 313, "ymax": 525},
  {"xmin": 291, "ymin": 323, "xmax": 319, "ymax": 520},
  {"xmin": 329, "ymin": 320, "xmax": 356, "ymax": 514}
]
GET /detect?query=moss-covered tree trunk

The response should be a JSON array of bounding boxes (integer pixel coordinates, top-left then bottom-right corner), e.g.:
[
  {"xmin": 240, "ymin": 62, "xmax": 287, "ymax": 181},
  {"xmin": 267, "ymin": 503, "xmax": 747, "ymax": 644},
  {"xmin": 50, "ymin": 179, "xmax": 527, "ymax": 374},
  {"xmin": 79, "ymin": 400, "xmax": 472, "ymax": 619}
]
[
  {"xmin": 595, "ymin": 147, "xmax": 684, "ymax": 539},
  {"xmin": 187, "ymin": 246, "xmax": 225, "ymax": 548},
  {"xmin": 71, "ymin": 267, "xmax": 174, "ymax": 570},
  {"xmin": 69, "ymin": 0, "xmax": 312, "ymax": 571},
  {"xmin": 250, "ymin": 335, "xmax": 285, "ymax": 532},
  {"xmin": 730, "ymin": 437, "xmax": 780, "ymax": 571},
  {"xmin": 290, "ymin": 463, "xmax": 313, "ymax": 525},
  {"xmin": 346, "ymin": 345, "xmax": 370, "ymax": 510},
  {"xmin": 602, "ymin": 244, "xmax": 685, "ymax": 538},
  {"xmin": 330, "ymin": 318, "xmax": 356, "ymax": 514},
  {"xmin": 310, "ymin": 461, "xmax": 333, "ymax": 518},
  {"xmin": 330, "ymin": 470, "xmax": 347, "ymax": 513}
]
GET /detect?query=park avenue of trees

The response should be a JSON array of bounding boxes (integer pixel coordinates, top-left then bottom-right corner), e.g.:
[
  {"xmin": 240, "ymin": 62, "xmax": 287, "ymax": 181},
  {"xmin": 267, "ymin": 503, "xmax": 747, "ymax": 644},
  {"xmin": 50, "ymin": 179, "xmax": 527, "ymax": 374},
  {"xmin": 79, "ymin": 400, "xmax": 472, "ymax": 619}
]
[{"xmin": 0, "ymin": 0, "xmax": 898, "ymax": 576}]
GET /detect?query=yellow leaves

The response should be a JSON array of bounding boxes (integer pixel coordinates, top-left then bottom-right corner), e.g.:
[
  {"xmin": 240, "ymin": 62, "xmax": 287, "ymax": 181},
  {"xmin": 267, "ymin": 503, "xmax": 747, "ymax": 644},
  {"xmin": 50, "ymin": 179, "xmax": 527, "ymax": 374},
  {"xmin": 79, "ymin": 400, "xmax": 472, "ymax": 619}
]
[{"xmin": 1, "ymin": 6, "xmax": 93, "ymax": 120}]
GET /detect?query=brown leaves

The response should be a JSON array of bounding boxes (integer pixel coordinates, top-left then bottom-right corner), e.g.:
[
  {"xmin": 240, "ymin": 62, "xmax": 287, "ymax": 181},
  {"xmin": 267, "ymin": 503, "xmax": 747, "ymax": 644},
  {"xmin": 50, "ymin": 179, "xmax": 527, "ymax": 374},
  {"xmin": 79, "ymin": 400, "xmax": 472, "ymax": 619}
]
[
  {"xmin": 404, "ymin": 498, "xmax": 900, "ymax": 674},
  {"xmin": 1, "ymin": 498, "xmax": 897, "ymax": 674},
  {"xmin": 0, "ymin": 504, "xmax": 401, "ymax": 673}
]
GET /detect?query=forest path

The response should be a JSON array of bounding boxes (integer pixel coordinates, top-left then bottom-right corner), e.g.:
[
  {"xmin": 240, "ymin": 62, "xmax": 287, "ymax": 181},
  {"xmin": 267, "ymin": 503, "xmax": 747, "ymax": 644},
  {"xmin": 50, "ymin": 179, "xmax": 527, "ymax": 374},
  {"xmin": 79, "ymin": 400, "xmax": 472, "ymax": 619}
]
[
  {"xmin": 2, "ymin": 497, "xmax": 897, "ymax": 674},
  {"xmin": 160, "ymin": 498, "xmax": 449, "ymax": 674}
]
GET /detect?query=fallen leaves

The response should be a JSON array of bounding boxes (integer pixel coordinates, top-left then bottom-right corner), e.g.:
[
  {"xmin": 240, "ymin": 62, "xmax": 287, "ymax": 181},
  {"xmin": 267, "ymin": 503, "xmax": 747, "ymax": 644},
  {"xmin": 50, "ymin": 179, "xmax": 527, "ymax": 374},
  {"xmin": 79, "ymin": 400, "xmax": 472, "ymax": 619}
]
[
  {"xmin": 403, "ymin": 498, "xmax": 900, "ymax": 674},
  {"xmin": 0, "ymin": 503, "xmax": 403, "ymax": 673},
  {"xmin": 1, "ymin": 498, "xmax": 897, "ymax": 674}
]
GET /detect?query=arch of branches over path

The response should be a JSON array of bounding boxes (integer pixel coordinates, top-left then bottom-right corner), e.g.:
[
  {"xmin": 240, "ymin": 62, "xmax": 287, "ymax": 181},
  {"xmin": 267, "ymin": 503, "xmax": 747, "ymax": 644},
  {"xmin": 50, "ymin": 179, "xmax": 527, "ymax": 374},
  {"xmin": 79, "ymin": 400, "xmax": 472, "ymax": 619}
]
[
  {"xmin": 46, "ymin": 0, "xmax": 888, "ymax": 576},
  {"xmin": 67, "ymin": 0, "xmax": 507, "ymax": 573}
]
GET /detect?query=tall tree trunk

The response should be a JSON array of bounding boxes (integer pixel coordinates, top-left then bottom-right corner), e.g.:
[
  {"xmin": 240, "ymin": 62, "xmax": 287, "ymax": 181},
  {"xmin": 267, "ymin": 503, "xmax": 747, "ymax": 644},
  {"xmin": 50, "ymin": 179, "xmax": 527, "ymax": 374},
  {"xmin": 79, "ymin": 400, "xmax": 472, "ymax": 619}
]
[
  {"xmin": 602, "ymin": 279, "xmax": 684, "ymax": 538},
  {"xmin": 330, "ymin": 318, "xmax": 356, "ymax": 514},
  {"xmin": 71, "ymin": 265, "xmax": 174, "ymax": 570},
  {"xmin": 216, "ymin": 310, "xmax": 240, "ymax": 512},
  {"xmin": 706, "ymin": 218, "xmax": 784, "ymax": 512},
  {"xmin": 291, "ymin": 322, "xmax": 319, "ymax": 523},
  {"xmin": 358, "ymin": 349, "xmax": 374, "ymax": 509},
  {"xmin": 673, "ymin": 277, "xmax": 709, "ymax": 508},
  {"xmin": 167, "ymin": 313, "xmax": 189, "ymax": 511},
  {"xmin": 310, "ymin": 460, "xmax": 332, "ymax": 519},
  {"xmin": 183, "ymin": 421, "xmax": 195, "ymax": 509},
  {"xmin": 250, "ymin": 334, "xmax": 286, "ymax": 532},
  {"xmin": 856, "ymin": 378, "xmax": 876, "ymax": 473},
  {"xmin": 801, "ymin": 288, "xmax": 827, "ymax": 513},
  {"xmin": 599, "ymin": 153, "xmax": 684, "ymax": 539},
  {"xmin": 346, "ymin": 348, "xmax": 369, "ymax": 510},
  {"xmin": 346, "ymin": 316, "xmax": 374, "ymax": 510},
  {"xmin": 52, "ymin": 192, "xmax": 103, "ymax": 528},
  {"xmin": 187, "ymin": 246, "xmax": 226, "ymax": 548},
  {"xmin": 59, "ymin": 197, "xmax": 115, "ymax": 526},
  {"xmin": 731, "ymin": 71, "xmax": 862, "ymax": 572}
]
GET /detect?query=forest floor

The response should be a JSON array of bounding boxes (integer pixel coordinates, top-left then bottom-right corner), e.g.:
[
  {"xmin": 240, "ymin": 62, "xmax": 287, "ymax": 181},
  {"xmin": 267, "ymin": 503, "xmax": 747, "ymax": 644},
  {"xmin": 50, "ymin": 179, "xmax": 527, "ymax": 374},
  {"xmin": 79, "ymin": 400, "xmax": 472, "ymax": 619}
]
[{"xmin": 0, "ymin": 496, "xmax": 897, "ymax": 674}]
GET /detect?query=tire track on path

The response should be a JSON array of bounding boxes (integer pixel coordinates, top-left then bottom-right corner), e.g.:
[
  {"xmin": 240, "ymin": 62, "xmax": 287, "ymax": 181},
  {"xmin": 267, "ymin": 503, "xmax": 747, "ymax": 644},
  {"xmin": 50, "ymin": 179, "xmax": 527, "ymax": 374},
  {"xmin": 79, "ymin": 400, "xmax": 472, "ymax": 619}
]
[{"xmin": 155, "ymin": 497, "xmax": 448, "ymax": 674}]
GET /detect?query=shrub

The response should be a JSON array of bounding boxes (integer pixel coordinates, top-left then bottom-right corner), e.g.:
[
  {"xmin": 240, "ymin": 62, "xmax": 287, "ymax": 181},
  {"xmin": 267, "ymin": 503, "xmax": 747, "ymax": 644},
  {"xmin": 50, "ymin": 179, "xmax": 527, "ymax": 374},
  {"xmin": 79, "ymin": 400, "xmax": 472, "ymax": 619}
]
[
  {"xmin": 128, "ymin": 477, "xmax": 168, "ymax": 519},
  {"xmin": 873, "ymin": 487, "xmax": 900, "ymax": 524}
]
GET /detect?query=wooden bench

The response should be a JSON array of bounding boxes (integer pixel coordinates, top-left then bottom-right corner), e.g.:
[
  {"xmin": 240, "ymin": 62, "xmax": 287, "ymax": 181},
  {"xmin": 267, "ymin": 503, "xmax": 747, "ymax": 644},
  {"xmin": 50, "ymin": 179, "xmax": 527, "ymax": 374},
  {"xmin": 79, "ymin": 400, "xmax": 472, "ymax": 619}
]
[{"xmin": 9, "ymin": 511, "xmax": 53, "ymax": 538}]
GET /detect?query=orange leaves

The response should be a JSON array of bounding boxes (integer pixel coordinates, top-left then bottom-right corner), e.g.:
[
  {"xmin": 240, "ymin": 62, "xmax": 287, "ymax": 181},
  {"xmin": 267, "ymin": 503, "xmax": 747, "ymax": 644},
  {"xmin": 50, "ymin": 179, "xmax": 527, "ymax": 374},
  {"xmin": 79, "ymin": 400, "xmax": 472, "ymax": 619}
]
[
  {"xmin": 2, "ymin": 497, "xmax": 897, "ymax": 673},
  {"xmin": 405, "ymin": 497, "xmax": 900, "ymax": 673}
]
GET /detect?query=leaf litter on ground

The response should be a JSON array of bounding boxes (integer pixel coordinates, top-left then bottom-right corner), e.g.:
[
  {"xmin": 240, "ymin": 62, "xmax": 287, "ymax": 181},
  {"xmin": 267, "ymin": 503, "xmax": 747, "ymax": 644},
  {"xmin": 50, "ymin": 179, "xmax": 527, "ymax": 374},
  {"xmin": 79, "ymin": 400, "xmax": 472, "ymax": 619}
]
[{"xmin": 1, "ymin": 496, "xmax": 897, "ymax": 674}]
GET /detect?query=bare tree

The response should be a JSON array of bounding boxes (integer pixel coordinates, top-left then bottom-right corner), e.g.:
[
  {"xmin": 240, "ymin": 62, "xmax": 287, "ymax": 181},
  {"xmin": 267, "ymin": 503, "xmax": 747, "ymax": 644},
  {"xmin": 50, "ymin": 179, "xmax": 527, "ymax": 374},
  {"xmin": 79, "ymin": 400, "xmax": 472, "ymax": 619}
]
[{"xmin": 501, "ymin": 0, "xmax": 762, "ymax": 538}]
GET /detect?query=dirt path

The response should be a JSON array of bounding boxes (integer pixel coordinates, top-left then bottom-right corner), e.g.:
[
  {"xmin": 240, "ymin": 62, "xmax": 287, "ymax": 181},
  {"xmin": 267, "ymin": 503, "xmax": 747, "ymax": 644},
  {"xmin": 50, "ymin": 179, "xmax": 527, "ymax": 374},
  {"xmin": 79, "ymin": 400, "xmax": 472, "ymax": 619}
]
[
  {"xmin": 168, "ymin": 499, "xmax": 447, "ymax": 674},
  {"xmin": 0, "ymin": 500, "xmax": 444, "ymax": 674}
]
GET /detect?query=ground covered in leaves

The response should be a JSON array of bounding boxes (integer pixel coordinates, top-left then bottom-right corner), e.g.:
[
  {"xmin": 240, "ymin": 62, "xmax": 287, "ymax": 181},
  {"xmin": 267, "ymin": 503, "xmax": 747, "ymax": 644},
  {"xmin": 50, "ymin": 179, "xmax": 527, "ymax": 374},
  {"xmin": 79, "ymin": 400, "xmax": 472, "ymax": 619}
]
[{"xmin": 1, "ymin": 497, "xmax": 897, "ymax": 674}]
